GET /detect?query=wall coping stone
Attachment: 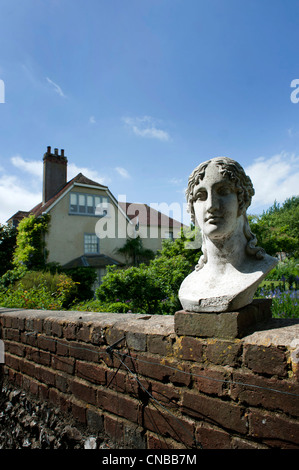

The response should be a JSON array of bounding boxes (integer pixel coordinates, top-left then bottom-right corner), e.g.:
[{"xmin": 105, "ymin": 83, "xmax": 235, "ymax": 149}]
[{"xmin": 0, "ymin": 307, "xmax": 298, "ymax": 349}]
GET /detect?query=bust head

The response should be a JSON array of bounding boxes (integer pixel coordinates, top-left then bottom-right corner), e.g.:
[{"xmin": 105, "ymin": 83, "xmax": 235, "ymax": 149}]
[
  {"xmin": 186, "ymin": 157, "xmax": 265, "ymax": 269},
  {"xmin": 179, "ymin": 156, "xmax": 277, "ymax": 313}
]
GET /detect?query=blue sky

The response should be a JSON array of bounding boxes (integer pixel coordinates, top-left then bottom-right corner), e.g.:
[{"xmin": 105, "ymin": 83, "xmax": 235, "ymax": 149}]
[{"xmin": 0, "ymin": 0, "xmax": 299, "ymax": 225}]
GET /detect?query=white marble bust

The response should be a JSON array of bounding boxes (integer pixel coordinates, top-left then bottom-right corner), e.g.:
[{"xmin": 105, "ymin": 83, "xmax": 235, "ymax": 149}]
[{"xmin": 179, "ymin": 157, "xmax": 278, "ymax": 313}]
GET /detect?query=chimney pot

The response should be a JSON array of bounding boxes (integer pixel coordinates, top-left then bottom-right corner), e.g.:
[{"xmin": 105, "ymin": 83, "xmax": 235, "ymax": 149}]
[{"xmin": 43, "ymin": 146, "xmax": 67, "ymax": 204}]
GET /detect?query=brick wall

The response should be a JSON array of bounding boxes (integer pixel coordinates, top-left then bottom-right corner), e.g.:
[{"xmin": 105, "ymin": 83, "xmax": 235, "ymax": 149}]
[{"xmin": 0, "ymin": 307, "xmax": 298, "ymax": 449}]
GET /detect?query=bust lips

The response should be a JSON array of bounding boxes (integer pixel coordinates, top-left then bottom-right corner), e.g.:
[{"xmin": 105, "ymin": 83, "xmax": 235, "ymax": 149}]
[{"xmin": 204, "ymin": 215, "xmax": 223, "ymax": 224}]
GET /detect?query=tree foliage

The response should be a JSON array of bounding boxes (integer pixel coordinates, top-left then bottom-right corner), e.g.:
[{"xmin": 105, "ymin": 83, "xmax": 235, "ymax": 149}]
[
  {"xmin": 13, "ymin": 214, "xmax": 50, "ymax": 270},
  {"xmin": 116, "ymin": 235, "xmax": 155, "ymax": 266},
  {"xmin": 0, "ymin": 223, "xmax": 17, "ymax": 276},
  {"xmin": 249, "ymin": 196, "xmax": 299, "ymax": 257}
]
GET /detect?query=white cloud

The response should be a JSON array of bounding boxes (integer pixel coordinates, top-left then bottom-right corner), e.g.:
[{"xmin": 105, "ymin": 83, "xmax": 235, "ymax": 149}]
[
  {"xmin": 0, "ymin": 173, "xmax": 41, "ymax": 224},
  {"xmin": 68, "ymin": 163, "xmax": 109, "ymax": 185},
  {"xmin": 245, "ymin": 152, "xmax": 299, "ymax": 214},
  {"xmin": 123, "ymin": 116, "xmax": 170, "ymax": 142},
  {"xmin": 11, "ymin": 155, "xmax": 43, "ymax": 178},
  {"xmin": 10, "ymin": 155, "xmax": 108, "ymax": 186},
  {"xmin": 89, "ymin": 116, "xmax": 96, "ymax": 124},
  {"xmin": 46, "ymin": 77, "xmax": 66, "ymax": 98},
  {"xmin": 115, "ymin": 166, "xmax": 130, "ymax": 179}
]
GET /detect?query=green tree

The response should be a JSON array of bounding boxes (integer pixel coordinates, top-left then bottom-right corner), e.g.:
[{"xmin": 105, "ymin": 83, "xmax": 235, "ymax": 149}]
[
  {"xmin": 13, "ymin": 214, "xmax": 50, "ymax": 270},
  {"xmin": 249, "ymin": 196, "xmax": 299, "ymax": 257},
  {"xmin": 116, "ymin": 235, "xmax": 155, "ymax": 266},
  {"xmin": 0, "ymin": 224, "xmax": 17, "ymax": 276}
]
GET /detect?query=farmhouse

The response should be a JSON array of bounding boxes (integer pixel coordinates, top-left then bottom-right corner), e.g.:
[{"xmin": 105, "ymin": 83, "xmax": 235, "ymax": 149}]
[{"xmin": 8, "ymin": 146, "xmax": 183, "ymax": 284}]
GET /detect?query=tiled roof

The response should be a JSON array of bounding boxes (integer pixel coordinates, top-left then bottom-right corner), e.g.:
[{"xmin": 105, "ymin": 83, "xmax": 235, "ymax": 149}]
[
  {"xmin": 63, "ymin": 254, "xmax": 122, "ymax": 268},
  {"xmin": 118, "ymin": 202, "xmax": 183, "ymax": 228}
]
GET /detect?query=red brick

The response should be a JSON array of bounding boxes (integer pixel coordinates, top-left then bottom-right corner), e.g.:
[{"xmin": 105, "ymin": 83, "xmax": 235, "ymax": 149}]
[
  {"xmin": 182, "ymin": 391, "xmax": 247, "ymax": 434},
  {"xmin": 37, "ymin": 335, "xmax": 56, "ymax": 353},
  {"xmin": 55, "ymin": 372, "xmax": 69, "ymax": 393},
  {"xmin": 3, "ymin": 317, "xmax": 12, "ymax": 327},
  {"xmin": 147, "ymin": 433, "xmax": 185, "ymax": 450},
  {"xmin": 63, "ymin": 323, "xmax": 78, "ymax": 340},
  {"xmin": 104, "ymin": 414, "xmax": 124, "ymax": 443},
  {"xmin": 56, "ymin": 339, "xmax": 69, "ymax": 356},
  {"xmin": 106, "ymin": 368, "xmax": 127, "ymax": 393},
  {"xmin": 52, "ymin": 355, "xmax": 75, "ymax": 374},
  {"xmin": 69, "ymin": 378, "xmax": 97, "ymax": 405},
  {"xmin": 38, "ymin": 382, "xmax": 49, "ymax": 400},
  {"xmin": 174, "ymin": 336, "xmax": 204, "ymax": 362},
  {"xmin": 19, "ymin": 358, "xmax": 37, "ymax": 377},
  {"xmin": 143, "ymin": 405, "xmax": 195, "ymax": 448},
  {"xmin": 76, "ymin": 360, "xmax": 106, "ymax": 385},
  {"xmin": 150, "ymin": 381, "xmax": 180, "ymax": 408},
  {"xmin": 249, "ymin": 409, "xmax": 299, "ymax": 448},
  {"xmin": 131, "ymin": 353, "xmax": 191, "ymax": 386},
  {"xmin": 71, "ymin": 399, "xmax": 87, "ymax": 424},
  {"xmin": 147, "ymin": 335, "xmax": 171, "ymax": 356},
  {"xmin": 192, "ymin": 365, "xmax": 229, "ymax": 396},
  {"xmin": 231, "ymin": 370, "xmax": 299, "ymax": 417},
  {"xmin": 6, "ymin": 329, "xmax": 20, "ymax": 342},
  {"xmin": 26, "ymin": 346, "xmax": 51, "ymax": 366},
  {"xmin": 244, "ymin": 344, "xmax": 288, "ymax": 377},
  {"xmin": 97, "ymin": 389, "xmax": 141, "ymax": 424},
  {"xmin": 195, "ymin": 423, "xmax": 232, "ymax": 449},
  {"xmin": 38, "ymin": 365, "xmax": 56, "ymax": 386},
  {"xmin": 48, "ymin": 388, "xmax": 71, "ymax": 414},
  {"xmin": 205, "ymin": 339, "xmax": 241, "ymax": 367},
  {"xmin": 51, "ymin": 320, "xmax": 63, "ymax": 337},
  {"xmin": 68, "ymin": 342, "xmax": 99, "ymax": 362},
  {"xmin": 5, "ymin": 341, "xmax": 25, "ymax": 357},
  {"xmin": 77, "ymin": 324, "xmax": 91, "ymax": 343}
]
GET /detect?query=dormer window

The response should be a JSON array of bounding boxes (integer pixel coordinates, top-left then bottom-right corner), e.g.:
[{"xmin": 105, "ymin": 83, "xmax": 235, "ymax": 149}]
[{"xmin": 70, "ymin": 192, "xmax": 109, "ymax": 216}]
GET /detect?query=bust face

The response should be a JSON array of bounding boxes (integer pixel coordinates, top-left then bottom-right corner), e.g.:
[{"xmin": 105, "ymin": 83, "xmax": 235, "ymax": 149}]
[{"xmin": 192, "ymin": 162, "xmax": 240, "ymax": 240}]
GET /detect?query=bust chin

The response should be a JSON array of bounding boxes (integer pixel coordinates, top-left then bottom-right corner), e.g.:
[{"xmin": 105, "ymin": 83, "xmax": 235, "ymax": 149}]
[{"xmin": 178, "ymin": 156, "xmax": 278, "ymax": 313}]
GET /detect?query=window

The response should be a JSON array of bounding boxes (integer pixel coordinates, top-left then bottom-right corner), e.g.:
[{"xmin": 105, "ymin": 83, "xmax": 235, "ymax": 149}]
[
  {"xmin": 69, "ymin": 192, "xmax": 109, "ymax": 216},
  {"xmin": 84, "ymin": 234, "xmax": 99, "ymax": 254},
  {"xmin": 164, "ymin": 231, "xmax": 174, "ymax": 240}
]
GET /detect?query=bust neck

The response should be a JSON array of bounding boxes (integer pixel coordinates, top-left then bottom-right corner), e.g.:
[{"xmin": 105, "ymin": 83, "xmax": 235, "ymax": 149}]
[{"xmin": 203, "ymin": 217, "xmax": 247, "ymax": 273}]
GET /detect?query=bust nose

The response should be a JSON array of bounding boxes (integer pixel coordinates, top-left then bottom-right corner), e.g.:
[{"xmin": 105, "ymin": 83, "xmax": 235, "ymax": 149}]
[{"xmin": 206, "ymin": 189, "xmax": 219, "ymax": 212}]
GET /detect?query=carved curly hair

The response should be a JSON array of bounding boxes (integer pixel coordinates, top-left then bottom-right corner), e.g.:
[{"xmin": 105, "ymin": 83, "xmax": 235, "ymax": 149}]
[{"xmin": 185, "ymin": 157, "xmax": 265, "ymax": 269}]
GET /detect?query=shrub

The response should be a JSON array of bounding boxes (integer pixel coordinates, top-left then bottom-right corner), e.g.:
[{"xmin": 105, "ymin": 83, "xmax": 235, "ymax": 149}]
[
  {"xmin": 0, "ymin": 271, "xmax": 78, "ymax": 310},
  {"xmin": 96, "ymin": 265, "xmax": 166, "ymax": 314},
  {"xmin": 63, "ymin": 267, "xmax": 97, "ymax": 301}
]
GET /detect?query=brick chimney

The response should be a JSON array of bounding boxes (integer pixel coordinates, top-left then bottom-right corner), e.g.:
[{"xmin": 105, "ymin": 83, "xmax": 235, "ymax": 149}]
[{"xmin": 43, "ymin": 146, "xmax": 67, "ymax": 204}]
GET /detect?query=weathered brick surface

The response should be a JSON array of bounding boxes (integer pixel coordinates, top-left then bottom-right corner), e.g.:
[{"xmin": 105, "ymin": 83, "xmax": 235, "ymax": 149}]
[
  {"xmin": 182, "ymin": 391, "xmax": 248, "ymax": 434},
  {"xmin": 249, "ymin": 409, "xmax": 299, "ymax": 448},
  {"xmin": 0, "ymin": 308, "xmax": 298, "ymax": 449},
  {"xmin": 243, "ymin": 344, "xmax": 288, "ymax": 377}
]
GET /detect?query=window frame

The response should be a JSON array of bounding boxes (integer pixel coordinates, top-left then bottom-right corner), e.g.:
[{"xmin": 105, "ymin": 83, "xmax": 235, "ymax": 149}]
[
  {"xmin": 84, "ymin": 233, "xmax": 100, "ymax": 254},
  {"xmin": 69, "ymin": 192, "xmax": 109, "ymax": 217}
]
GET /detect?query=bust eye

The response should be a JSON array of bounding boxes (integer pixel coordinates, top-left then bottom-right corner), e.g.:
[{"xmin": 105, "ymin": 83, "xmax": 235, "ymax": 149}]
[
  {"xmin": 217, "ymin": 186, "xmax": 232, "ymax": 196},
  {"xmin": 196, "ymin": 190, "xmax": 207, "ymax": 201}
]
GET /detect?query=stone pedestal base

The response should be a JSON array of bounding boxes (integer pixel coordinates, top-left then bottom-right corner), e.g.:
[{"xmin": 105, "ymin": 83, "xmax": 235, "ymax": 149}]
[{"xmin": 174, "ymin": 299, "xmax": 272, "ymax": 339}]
